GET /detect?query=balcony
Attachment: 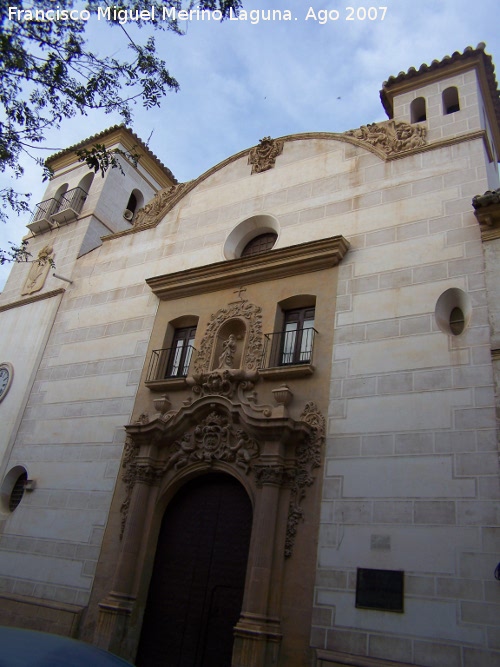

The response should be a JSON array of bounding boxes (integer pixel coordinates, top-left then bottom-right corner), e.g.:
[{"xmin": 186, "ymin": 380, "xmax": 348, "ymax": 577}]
[
  {"xmin": 145, "ymin": 345, "xmax": 197, "ymax": 391},
  {"xmin": 259, "ymin": 328, "xmax": 317, "ymax": 380},
  {"xmin": 28, "ymin": 187, "xmax": 88, "ymax": 234},
  {"xmin": 27, "ymin": 199, "xmax": 58, "ymax": 234}
]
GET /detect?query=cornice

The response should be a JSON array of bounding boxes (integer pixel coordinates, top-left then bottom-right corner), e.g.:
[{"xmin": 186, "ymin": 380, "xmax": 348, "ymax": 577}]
[
  {"xmin": 47, "ymin": 125, "xmax": 176, "ymax": 188},
  {"xmin": 395, "ymin": 129, "xmax": 487, "ymax": 158},
  {"xmin": 146, "ymin": 235, "xmax": 349, "ymax": 301},
  {"xmin": 0, "ymin": 288, "xmax": 65, "ymax": 313},
  {"xmin": 125, "ymin": 393, "xmax": 311, "ymax": 446},
  {"xmin": 478, "ymin": 226, "xmax": 500, "ymax": 242}
]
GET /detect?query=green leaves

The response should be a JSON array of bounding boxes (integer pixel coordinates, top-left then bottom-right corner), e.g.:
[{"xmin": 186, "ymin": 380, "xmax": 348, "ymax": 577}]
[
  {"xmin": 0, "ymin": 0, "xmax": 241, "ymax": 264},
  {"xmin": 0, "ymin": 240, "xmax": 31, "ymax": 266},
  {"xmin": 75, "ymin": 144, "xmax": 140, "ymax": 177}
]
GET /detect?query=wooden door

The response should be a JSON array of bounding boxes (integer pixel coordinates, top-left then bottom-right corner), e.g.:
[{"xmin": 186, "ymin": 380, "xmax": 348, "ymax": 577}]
[{"xmin": 136, "ymin": 474, "xmax": 252, "ymax": 667}]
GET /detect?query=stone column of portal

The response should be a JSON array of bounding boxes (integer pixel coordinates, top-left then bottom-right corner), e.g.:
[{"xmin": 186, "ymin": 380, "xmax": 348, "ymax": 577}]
[
  {"xmin": 232, "ymin": 464, "xmax": 285, "ymax": 667},
  {"xmin": 94, "ymin": 467, "xmax": 160, "ymax": 656}
]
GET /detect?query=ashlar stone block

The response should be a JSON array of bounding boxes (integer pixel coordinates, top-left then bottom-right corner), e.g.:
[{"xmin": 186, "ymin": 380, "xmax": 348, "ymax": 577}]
[
  {"xmin": 414, "ymin": 640, "xmax": 462, "ymax": 667},
  {"xmin": 414, "ymin": 501, "xmax": 456, "ymax": 525},
  {"xmin": 330, "ymin": 390, "xmax": 473, "ymax": 434},
  {"xmin": 324, "ymin": 590, "xmax": 483, "ymax": 643},
  {"xmin": 326, "ymin": 456, "xmax": 475, "ymax": 498}
]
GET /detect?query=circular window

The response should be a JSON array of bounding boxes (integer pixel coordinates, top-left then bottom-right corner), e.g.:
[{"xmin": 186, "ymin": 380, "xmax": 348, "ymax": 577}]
[
  {"xmin": 9, "ymin": 471, "xmax": 27, "ymax": 511},
  {"xmin": 1, "ymin": 466, "xmax": 28, "ymax": 514},
  {"xmin": 241, "ymin": 233, "xmax": 277, "ymax": 257},
  {"xmin": 224, "ymin": 214, "xmax": 280, "ymax": 260},
  {"xmin": 435, "ymin": 288, "xmax": 471, "ymax": 336},
  {"xmin": 0, "ymin": 362, "xmax": 14, "ymax": 402},
  {"xmin": 449, "ymin": 307, "xmax": 465, "ymax": 335}
]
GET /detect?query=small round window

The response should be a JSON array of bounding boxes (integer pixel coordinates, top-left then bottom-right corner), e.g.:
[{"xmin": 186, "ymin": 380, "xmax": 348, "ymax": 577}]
[
  {"xmin": 449, "ymin": 307, "xmax": 465, "ymax": 335},
  {"xmin": 223, "ymin": 214, "xmax": 280, "ymax": 260},
  {"xmin": 435, "ymin": 288, "xmax": 471, "ymax": 336},
  {"xmin": 1, "ymin": 466, "xmax": 28, "ymax": 514},
  {"xmin": 241, "ymin": 233, "xmax": 277, "ymax": 257},
  {"xmin": 9, "ymin": 471, "xmax": 27, "ymax": 511}
]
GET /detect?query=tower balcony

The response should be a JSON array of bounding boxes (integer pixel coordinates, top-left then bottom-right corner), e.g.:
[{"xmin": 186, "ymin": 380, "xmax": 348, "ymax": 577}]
[{"xmin": 28, "ymin": 187, "xmax": 88, "ymax": 234}]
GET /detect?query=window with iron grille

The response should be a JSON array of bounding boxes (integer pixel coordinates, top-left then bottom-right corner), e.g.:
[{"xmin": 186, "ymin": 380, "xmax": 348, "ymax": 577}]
[
  {"xmin": 280, "ymin": 307, "xmax": 315, "ymax": 365},
  {"xmin": 241, "ymin": 233, "xmax": 277, "ymax": 257}
]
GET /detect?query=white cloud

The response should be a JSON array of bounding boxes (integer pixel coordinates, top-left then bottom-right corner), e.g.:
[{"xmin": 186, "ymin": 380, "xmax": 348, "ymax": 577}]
[{"xmin": 1, "ymin": 0, "xmax": 498, "ymax": 290}]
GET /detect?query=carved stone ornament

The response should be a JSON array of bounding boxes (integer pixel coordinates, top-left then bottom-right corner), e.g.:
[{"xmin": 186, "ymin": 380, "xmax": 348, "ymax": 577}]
[
  {"xmin": 472, "ymin": 188, "xmax": 500, "ymax": 240},
  {"xmin": 285, "ymin": 401, "xmax": 325, "ymax": 558},
  {"xmin": 254, "ymin": 465, "xmax": 294, "ymax": 488},
  {"xmin": 217, "ymin": 334, "xmax": 237, "ymax": 369},
  {"xmin": 345, "ymin": 120, "xmax": 426, "ymax": 156},
  {"xmin": 473, "ymin": 187, "xmax": 500, "ymax": 209},
  {"xmin": 193, "ymin": 296, "xmax": 263, "ymax": 374},
  {"xmin": 248, "ymin": 136, "xmax": 284, "ymax": 174},
  {"xmin": 120, "ymin": 436, "xmax": 166, "ymax": 539},
  {"xmin": 135, "ymin": 412, "xmax": 150, "ymax": 425},
  {"xmin": 272, "ymin": 384, "xmax": 293, "ymax": 408},
  {"xmin": 133, "ymin": 182, "xmax": 190, "ymax": 227},
  {"xmin": 21, "ymin": 244, "xmax": 54, "ymax": 296},
  {"xmin": 188, "ymin": 371, "xmax": 273, "ymax": 421},
  {"xmin": 167, "ymin": 412, "xmax": 260, "ymax": 473},
  {"xmin": 121, "ymin": 392, "xmax": 325, "ymax": 557},
  {"xmin": 191, "ymin": 369, "xmax": 239, "ymax": 400},
  {"xmin": 153, "ymin": 394, "xmax": 171, "ymax": 415}
]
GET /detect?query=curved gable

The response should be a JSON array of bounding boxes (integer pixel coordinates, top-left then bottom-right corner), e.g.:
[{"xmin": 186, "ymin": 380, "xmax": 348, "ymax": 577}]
[{"xmin": 103, "ymin": 122, "xmax": 427, "ymax": 242}]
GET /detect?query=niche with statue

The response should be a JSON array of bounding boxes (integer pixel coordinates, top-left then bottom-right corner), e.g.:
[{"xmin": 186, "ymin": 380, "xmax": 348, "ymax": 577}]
[{"xmin": 212, "ymin": 319, "xmax": 247, "ymax": 371}]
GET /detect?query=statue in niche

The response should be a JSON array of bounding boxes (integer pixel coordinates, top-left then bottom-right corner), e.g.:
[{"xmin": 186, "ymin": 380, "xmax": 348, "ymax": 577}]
[
  {"xmin": 21, "ymin": 244, "xmax": 54, "ymax": 295},
  {"xmin": 217, "ymin": 334, "xmax": 237, "ymax": 369}
]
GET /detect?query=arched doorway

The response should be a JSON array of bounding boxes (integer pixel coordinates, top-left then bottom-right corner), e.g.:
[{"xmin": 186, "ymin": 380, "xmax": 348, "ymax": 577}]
[{"xmin": 136, "ymin": 473, "xmax": 253, "ymax": 667}]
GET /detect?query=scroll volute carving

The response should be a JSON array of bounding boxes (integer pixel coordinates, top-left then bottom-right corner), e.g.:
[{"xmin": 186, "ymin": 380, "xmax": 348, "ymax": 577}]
[
  {"xmin": 345, "ymin": 119, "xmax": 426, "ymax": 156},
  {"xmin": 212, "ymin": 319, "xmax": 246, "ymax": 371}
]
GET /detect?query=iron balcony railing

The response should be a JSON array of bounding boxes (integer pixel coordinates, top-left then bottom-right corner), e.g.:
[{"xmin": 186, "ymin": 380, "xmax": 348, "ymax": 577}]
[
  {"xmin": 29, "ymin": 187, "xmax": 88, "ymax": 232},
  {"xmin": 261, "ymin": 327, "xmax": 318, "ymax": 369},
  {"xmin": 30, "ymin": 198, "xmax": 58, "ymax": 225},
  {"xmin": 146, "ymin": 345, "xmax": 197, "ymax": 382}
]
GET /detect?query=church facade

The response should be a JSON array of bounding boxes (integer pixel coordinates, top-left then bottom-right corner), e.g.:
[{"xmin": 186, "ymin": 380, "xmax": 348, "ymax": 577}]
[{"xmin": 0, "ymin": 44, "xmax": 499, "ymax": 667}]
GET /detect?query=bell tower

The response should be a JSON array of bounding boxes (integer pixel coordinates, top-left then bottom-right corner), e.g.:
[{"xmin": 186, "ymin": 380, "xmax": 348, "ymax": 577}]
[
  {"xmin": 0, "ymin": 125, "xmax": 176, "ymax": 483},
  {"xmin": 29, "ymin": 125, "xmax": 175, "ymax": 260},
  {"xmin": 380, "ymin": 42, "xmax": 500, "ymax": 190}
]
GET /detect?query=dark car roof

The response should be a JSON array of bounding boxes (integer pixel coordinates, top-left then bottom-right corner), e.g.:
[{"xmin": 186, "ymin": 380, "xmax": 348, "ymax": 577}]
[{"xmin": 0, "ymin": 627, "xmax": 134, "ymax": 667}]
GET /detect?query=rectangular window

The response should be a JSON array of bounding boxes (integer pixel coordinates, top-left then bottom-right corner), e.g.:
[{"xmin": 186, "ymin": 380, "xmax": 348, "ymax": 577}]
[
  {"xmin": 280, "ymin": 307, "xmax": 315, "ymax": 365},
  {"xmin": 166, "ymin": 326, "xmax": 196, "ymax": 377},
  {"xmin": 355, "ymin": 568, "xmax": 404, "ymax": 612}
]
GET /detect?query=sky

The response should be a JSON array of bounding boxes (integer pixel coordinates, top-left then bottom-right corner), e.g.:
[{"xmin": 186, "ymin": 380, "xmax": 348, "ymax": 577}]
[{"xmin": 1, "ymin": 0, "xmax": 499, "ymax": 289}]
